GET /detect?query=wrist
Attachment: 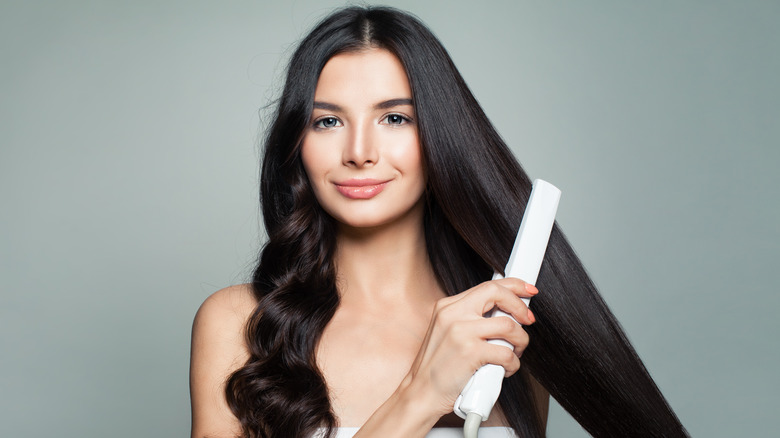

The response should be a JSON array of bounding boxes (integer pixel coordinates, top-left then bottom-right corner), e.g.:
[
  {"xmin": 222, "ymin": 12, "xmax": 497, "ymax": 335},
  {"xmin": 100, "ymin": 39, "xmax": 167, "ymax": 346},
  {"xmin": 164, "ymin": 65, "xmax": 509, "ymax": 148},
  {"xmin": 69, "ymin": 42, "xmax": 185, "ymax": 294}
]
[
  {"xmin": 394, "ymin": 372, "xmax": 453, "ymax": 428},
  {"xmin": 354, "ymin": 374, "xmax": 444, "ymax": 438}
]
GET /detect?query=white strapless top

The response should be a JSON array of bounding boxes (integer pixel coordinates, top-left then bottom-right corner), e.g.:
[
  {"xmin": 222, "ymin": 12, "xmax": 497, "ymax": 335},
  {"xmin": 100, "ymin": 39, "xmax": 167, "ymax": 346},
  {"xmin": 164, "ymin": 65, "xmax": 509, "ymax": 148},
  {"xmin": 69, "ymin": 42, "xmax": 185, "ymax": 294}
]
[{"xmin": 314, "ymin": 427, "xmax": 518, "ymax": 437}]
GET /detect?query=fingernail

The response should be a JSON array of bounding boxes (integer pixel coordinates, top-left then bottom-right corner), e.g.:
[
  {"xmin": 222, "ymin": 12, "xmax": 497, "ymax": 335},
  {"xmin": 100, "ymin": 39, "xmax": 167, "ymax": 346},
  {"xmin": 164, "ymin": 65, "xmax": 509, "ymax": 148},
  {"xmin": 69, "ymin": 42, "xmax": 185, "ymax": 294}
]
[
  {"xmin": 525, "ymin": 283, "xmax": 538, "ymax": 294},
  {"xmin": 527, "ymin": 309, "xmax": 536, "ymax": 323}
]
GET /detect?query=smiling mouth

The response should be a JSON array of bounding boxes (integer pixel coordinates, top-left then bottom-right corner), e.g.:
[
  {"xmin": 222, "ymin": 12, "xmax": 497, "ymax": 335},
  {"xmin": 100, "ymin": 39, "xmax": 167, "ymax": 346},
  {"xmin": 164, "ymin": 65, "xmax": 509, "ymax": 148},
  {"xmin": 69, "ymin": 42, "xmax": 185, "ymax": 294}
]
[{"xmin": 334, "ymin": 180, "xmax": 390, "ymax": 199}]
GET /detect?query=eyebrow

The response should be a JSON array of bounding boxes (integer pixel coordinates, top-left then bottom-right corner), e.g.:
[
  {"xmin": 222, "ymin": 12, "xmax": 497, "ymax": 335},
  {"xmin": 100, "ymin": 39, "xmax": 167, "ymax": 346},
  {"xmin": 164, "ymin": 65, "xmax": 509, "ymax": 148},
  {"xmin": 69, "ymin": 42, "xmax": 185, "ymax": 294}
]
[
  {"xmin": 312, "ymin": 98, "xmax": 413, "ymax": 112},
  {"xmin": 374, "ymin": 98, "xmax": 413, "ymax": 110}
]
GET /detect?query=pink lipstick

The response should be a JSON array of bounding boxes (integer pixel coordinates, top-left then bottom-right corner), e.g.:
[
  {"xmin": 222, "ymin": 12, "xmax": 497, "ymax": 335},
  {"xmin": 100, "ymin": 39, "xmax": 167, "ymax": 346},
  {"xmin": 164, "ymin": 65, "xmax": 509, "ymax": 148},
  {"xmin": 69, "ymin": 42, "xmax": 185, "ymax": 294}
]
[{"xmin": 334, "ymin": 178, "xmax": 390, "ymax": 199}]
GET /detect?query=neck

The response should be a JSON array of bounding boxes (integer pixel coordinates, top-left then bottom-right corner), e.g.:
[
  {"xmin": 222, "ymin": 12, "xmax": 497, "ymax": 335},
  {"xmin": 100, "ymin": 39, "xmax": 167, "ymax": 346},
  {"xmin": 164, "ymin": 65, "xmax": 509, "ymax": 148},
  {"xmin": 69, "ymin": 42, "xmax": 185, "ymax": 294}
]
[{"xmin": 334, "ymin": 202, "xmax": 443, "ymax": 306}]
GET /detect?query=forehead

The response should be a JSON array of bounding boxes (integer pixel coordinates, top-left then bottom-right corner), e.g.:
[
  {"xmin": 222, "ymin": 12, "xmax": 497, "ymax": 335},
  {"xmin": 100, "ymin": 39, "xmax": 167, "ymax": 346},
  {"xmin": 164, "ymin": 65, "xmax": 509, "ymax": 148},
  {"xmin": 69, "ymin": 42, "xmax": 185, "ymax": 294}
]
[{"xmin": 313, "ymin": 48, "xmax": 412, "ymax": 104}]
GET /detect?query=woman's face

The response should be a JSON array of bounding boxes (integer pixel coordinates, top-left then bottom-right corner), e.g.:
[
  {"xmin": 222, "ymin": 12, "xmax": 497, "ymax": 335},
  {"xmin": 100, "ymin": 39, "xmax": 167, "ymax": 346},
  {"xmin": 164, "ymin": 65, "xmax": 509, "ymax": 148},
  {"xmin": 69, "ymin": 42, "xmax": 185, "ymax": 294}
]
[{"xmin": 301, "ymin": 48, "xmax": 426, "ymax": 230}]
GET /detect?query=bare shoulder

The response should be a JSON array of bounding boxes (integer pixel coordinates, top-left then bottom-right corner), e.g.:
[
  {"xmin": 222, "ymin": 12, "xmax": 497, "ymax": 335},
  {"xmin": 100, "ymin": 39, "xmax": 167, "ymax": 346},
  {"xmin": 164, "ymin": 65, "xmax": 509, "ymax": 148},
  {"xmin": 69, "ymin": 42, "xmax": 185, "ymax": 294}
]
[
  {"xmin": 192, "ymin": 284, "xmax": 257, "ymax": 363},
  {"xmin": 194, "ymin": 284, "xmax": 257, "ymax": 333},
  {"xmin": 191, "ymin": 283, "xmax": 257, "ymax": 376},
  {"xmin": 190, "ymin": 284, "xmax": 258, "ymax": 437}
]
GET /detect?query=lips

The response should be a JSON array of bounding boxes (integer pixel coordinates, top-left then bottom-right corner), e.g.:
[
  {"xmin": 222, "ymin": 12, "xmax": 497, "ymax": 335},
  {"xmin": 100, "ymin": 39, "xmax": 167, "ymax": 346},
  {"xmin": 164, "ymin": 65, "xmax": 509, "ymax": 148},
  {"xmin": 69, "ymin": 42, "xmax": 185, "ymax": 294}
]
[{"xmin": 334, "ymin": 178, "xmax": 390, "ymax": 199}]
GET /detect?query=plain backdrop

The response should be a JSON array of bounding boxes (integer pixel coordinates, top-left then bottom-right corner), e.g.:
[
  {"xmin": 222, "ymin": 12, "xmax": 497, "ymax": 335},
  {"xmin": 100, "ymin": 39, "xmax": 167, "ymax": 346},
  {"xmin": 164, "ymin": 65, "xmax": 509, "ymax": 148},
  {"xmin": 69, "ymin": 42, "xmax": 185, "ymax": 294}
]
[{"xmin": 2, "ymin": 1, "xmax": 778, "ymax": 436}]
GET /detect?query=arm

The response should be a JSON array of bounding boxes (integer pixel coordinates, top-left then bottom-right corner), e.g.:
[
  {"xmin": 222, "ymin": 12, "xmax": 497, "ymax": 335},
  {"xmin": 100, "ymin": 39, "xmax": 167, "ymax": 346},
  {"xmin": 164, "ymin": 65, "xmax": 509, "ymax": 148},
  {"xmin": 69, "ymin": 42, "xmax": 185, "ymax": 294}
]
[
  {"xmin": 354, "ymin": 278, "xmax": 538, "ymax": 437},
  {"xmin": 190, "ymin": 285, "xmax": 256, "ymax": 438}
]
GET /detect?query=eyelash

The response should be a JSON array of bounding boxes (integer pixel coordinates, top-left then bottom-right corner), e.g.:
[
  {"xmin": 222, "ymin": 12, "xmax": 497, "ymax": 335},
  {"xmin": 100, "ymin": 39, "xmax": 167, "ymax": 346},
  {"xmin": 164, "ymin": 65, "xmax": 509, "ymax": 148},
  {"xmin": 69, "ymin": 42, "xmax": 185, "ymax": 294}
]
[
  {"xmin": 382, "ymin": 113, "xmax": 412, "ymax": 125},
  {"xmin": 311, "ymin": 113, "xmax": 413, "ymax": 130},
  {"xmin": 313, "ymin": 117, "xmax": 342, "ymax": 129}
]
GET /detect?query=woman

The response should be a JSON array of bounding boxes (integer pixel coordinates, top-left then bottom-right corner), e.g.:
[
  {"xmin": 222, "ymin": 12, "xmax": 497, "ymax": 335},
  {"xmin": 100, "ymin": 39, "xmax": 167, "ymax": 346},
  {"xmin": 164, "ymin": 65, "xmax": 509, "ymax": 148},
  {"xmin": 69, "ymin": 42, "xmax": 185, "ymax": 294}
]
[{"xmin": 190, "ymin": 6, "xmax": 688, "ymax": 438}]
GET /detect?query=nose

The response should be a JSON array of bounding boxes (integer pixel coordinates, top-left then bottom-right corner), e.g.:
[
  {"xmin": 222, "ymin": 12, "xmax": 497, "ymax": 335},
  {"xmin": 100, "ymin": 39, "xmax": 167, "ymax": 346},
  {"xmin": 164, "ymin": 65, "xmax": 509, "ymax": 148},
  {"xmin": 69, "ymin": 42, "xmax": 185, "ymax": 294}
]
[{"xmin": 342, "ymin": 120, "xmax": 378, "ymax": 167}]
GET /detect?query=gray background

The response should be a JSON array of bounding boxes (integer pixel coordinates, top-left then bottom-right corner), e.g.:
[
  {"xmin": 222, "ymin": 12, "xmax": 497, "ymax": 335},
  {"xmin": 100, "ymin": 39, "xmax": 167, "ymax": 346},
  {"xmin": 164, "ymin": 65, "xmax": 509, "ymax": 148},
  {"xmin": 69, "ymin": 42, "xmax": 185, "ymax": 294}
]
[{"xmin": 2, "ymin": 1, "xmax": 778, "ymax": 436}]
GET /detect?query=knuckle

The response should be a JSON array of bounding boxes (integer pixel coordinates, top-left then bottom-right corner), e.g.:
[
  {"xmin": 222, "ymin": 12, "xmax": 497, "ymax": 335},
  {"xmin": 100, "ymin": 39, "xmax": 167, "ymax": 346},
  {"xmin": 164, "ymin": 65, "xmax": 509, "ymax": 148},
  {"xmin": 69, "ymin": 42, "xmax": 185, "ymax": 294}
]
[
  {"xmin": 515, "ymin": 331, "xmax": 530, "ymax": 350},
  {"xmin": 510, "ymin": 356, "xmax": 521, "ymax": 374},
  {"xmin": 504, "ymin": 277, "xmax": 524, "ymax": 290},
  {"xmin": 449, "ymin": 321, "xmax": 467, "ymax": 339},
  {"xmin": 498, "ymin": 346, "xmax": 516, "ymax": 364},
  {"xmin": 480, "ymin": 281, "xmax": 500, "ymax": 295},
  {"xmin": 463, "ymin": 338, "xmax": 479, "ymax": 356},
  {"xmin": 456, "ymin": 336, "xmax": 477, "ymax": 356},
  {"xmin": 498, "ymin": 316, "xmax": 517, "ymax": 333}
]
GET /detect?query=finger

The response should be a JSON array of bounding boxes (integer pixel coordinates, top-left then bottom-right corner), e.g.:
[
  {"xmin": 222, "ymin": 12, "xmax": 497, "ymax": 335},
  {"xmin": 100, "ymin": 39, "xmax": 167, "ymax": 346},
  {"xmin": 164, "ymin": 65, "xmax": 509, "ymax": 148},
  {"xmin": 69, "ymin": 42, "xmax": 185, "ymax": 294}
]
[
  {"xmin": 449, "ymin": 318, "xmax": 530, "ymax": 358},
  {"xmin": 472, "ymin": 316, "xmax": 531, "ymax": 351},
  {"xmin": 438, "ymin": 278, "xmax": 537, "ymax": 316},
  {"xmin": 492, "ymin": 277, "xmax": 539, "ymax": 298},
  {"xmin": 480, "ymin": 342, "xmax": 522, "ymax": 376},
  {"xmin": 459, "ymin": 281, "xmax": 534, "ymax": 324}
]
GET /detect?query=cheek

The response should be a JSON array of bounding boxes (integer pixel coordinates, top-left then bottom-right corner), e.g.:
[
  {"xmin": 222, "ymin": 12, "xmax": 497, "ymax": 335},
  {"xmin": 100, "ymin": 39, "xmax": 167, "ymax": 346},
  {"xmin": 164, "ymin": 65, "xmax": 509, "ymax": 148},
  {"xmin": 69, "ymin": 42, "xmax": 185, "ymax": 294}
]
[
  {"xmin": 388, "ymin": 134, "xmax": 424, "ymax": 181},
  {"xmin": 300, "ymin": 148, "xmax": 327, "ymax": 209},
  {"xmin": 300, "ymin": 139, "xmax": 328, "ymax": 188}
]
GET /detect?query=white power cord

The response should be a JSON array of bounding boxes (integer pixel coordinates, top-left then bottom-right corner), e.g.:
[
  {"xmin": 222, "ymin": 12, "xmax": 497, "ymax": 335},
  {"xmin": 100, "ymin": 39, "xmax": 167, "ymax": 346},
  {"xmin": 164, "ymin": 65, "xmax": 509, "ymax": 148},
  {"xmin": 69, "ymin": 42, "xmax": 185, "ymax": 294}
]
[{"xmin": 463, "ymin": 412, "xmax": 482, "ymax": 438}]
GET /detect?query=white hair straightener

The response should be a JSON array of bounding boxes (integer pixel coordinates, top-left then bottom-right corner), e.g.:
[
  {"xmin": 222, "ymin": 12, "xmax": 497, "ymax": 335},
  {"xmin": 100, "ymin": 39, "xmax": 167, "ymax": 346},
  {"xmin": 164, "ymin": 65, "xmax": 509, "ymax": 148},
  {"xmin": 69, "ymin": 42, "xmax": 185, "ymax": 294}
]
[{"xmin": 453, "ymin": 179, "xmax": 561, "ymax": 438}]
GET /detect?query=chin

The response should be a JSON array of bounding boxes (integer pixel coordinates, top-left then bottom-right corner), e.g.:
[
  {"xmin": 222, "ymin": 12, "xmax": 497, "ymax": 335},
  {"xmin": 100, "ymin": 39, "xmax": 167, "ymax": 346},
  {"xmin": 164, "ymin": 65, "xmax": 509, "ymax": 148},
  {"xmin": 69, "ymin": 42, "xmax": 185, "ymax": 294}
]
[
  {"xmin": 333, "ymin": 213, "xmax": 403, "ymax": 230},
  {"xmin": 328, "ymin": 202, "xmax": 424, "ymax": 232}
]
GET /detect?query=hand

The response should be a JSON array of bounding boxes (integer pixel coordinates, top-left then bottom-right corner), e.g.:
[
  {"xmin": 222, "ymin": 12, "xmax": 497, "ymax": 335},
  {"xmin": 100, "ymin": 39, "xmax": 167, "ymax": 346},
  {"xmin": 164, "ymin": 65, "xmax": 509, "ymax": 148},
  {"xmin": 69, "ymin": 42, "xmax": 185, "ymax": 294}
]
[{"xmin": 401, "ymin": 277, "xmax": 538, "ymax": 417}]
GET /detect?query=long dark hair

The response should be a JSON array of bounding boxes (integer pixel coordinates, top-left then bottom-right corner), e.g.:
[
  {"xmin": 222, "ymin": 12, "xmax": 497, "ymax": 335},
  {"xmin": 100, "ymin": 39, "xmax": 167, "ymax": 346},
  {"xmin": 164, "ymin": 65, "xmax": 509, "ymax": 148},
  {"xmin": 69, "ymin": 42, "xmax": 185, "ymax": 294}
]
[{"xmin": 226, "ymin": 6, "xmax": 688, "ymax": 438}]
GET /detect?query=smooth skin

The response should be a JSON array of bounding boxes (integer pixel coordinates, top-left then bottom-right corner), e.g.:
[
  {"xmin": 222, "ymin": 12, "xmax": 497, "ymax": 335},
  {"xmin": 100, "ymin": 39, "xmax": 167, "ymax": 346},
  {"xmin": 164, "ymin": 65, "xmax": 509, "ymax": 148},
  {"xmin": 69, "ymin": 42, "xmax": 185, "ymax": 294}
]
[{"xmin": 190, "ymin": 48, "xmax": 548, "ymax": 437}]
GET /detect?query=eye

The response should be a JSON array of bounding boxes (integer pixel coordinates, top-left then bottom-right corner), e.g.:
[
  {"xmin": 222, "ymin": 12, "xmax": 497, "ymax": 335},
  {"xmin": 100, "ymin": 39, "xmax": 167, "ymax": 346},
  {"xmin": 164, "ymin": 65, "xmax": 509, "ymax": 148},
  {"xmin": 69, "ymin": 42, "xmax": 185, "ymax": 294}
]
[
  {"xmin": 382, "ymin": 114, "xmax": 411, "ymax": 126},
  {"xmin": 313, "ymin": 116, "xmax": 342, "ymax": 129}
]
